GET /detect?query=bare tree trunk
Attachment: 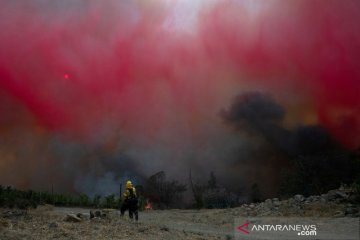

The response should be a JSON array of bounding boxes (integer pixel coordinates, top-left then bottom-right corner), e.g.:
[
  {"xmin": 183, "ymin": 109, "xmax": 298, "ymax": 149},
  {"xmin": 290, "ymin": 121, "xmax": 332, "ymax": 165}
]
[
  {"xmin": 119, "ymin": 183, "xmax": 122, "ymax": 218},
  {"xmin": 189, "ymin": 168, "xmax": 203, "ymax": 209},
  {"xmin": 189, "ymin": 169, "xmax": 196, "ymax": 199}
]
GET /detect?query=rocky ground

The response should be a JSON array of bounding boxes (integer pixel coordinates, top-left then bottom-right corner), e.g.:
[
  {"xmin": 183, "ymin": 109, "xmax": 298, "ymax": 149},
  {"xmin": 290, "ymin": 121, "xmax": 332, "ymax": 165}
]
[
  {"xmin": 0, "ymin": 186, "xmax": 358, "ymax": 239},
  {"xmin": 233, "ymin": 185, "xmax": 359, "ymax": 218}
]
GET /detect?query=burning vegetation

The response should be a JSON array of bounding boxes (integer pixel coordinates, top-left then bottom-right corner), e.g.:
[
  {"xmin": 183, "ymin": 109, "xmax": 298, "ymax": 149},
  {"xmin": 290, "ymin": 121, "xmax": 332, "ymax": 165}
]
[{"xmin": 144, "ymin": 199, "xmax": 152, "ymax": 211}]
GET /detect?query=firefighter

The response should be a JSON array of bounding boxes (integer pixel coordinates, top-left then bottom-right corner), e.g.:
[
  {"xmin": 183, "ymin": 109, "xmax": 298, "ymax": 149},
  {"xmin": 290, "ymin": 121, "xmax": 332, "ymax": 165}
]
[{"xmin": 120, "ymin": 180, "xmax": 138, "ymax": 220}]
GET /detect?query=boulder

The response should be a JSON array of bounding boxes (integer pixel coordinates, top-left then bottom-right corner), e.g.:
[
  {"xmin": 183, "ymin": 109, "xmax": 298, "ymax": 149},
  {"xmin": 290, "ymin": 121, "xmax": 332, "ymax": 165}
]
[
  {"xmin": 264, "ymin": 199, "xmax": 272, "ymax": 205},
  {"xmin": 95, "ymin": 211, "xmax": 101, "ymax": 218},
  {"xmin": 89, "ymin": 210, "xmax": 108, "ymax": 219},
  {"xmin": 65, "ymin": 214, "xmax": 82, "ymax": 223},
  {"xmin": 76, "ymin": 213, "xmax": 89, "ymax": 220},
  {"xmin": 294, "ymin": 195, "xmax": 305, "ymax": 202},
  {"xmin": 326, "ymin": 190, "xmax": 348, "ymax": 201}
]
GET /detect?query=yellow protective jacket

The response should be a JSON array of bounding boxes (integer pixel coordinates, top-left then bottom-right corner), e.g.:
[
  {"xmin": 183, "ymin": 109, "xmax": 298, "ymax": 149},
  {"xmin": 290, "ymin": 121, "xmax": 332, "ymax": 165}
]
[{"xmin": 123, "ymin": 186, "xmax": 136, "ymax": 200}]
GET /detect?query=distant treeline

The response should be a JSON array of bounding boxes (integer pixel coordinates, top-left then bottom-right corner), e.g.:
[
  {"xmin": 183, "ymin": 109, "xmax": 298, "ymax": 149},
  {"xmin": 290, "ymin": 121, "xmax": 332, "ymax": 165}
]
[
  {"xmin": 0, "ymin": 185, "xmax": 128, "ymax": 209},
  {"xmin": 1, "ymin": 160, "xmax": 359, "ymax": 211},
  {"xmin": 0, "ymin": 171, "xmax": 238, "ymax": 210}
]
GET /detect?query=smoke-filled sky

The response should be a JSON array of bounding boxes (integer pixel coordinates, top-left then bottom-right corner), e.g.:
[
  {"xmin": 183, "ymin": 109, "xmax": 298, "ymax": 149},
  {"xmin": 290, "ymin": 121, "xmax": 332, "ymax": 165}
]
[{"xmin": 0, "ymin": 0, "xmax": 359, "ymax": 196}]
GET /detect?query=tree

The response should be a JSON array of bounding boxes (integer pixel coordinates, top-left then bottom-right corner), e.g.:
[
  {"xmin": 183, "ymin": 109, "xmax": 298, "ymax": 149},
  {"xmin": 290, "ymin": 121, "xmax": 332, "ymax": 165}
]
[
  {"xmin": 93, "ymin": 194, "xmax": 101, "ymax": 207},
  {"xmin": 189, "ymin": 169, "xmax": 205, "ymax": 209},
  {"xmin": 0, "ymin": 185, "xmax": 4, "ymax": 206},
  {"xmin": 146, "ymin": 171, "xmax": 187, "ymax": 208},
  {"xmin": 280, "ymin": 151, "xmax": 360, "ymax": 196},
  {"xmin": 208, "ymin": 172, "xmax": 217, "ymax": 189},
  {"xmin": 250, "ymin": 183, "xmax": 261, "ymax": 203},
  {"xmin": 79, "ymin": 194, "xmax": 90, "ymax": 207},
  {"xmin": 104, "ymin": 194, "xmax": 116, "ymax": 208}
]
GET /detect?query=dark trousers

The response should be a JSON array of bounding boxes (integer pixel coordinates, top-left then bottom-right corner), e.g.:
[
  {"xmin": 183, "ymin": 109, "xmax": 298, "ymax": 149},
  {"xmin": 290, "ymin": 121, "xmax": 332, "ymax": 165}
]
[{"xmin": 120, "ymin": 200, "xmax": 138, "ymax": 220}]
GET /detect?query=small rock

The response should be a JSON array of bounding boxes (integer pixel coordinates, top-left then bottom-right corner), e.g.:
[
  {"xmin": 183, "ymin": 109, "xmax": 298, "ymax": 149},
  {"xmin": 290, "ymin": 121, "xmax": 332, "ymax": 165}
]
[
  {"xmin": 160, "ymin": 226, "xmax": 169, "ymax": 231},
  {"xmin": 333, "ymin": 211, "xmax": 345, "ymax": 218},
  {"xmin": 225, "ymin": 234, "xmax": 233, "ymax": 240},
  {"xmin": 0, "ymin": 219, "xmax": 11, "ymax": 230},
  {"xmin": 138, "ymin": 227, "xmax": 148, "ymax": 232},
  {"xmin": 49, "ymin": 222, "xmax": 58, "ymax": 229},
  {"xmin": 345, "ymin": 208, "xmax": 358, "ymax": 215},
  {"xmin": 335, "ymin": 191, "xmax": 348, "ymax": 199}
]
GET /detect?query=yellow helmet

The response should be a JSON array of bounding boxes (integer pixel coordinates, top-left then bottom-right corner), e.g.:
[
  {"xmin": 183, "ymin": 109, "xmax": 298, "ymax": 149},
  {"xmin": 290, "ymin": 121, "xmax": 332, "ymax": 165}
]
[{"xmin": 126, "ymin": 180, "xmax": 133, "ymax": 188}]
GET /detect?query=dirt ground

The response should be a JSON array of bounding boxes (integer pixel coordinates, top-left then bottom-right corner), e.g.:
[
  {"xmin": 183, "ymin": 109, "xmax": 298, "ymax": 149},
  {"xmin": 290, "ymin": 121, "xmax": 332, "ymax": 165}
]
[
  {"xmin": 0, "ymin": 206, "xmax": 233, "ymax": 240},
  {"xmin": 0, "ymin": 203, "xmax": 358, "ymax": 240}
]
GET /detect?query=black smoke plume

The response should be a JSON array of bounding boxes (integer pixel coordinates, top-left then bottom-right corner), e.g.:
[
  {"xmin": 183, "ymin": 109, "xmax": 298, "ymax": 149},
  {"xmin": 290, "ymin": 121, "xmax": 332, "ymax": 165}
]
[{"xmin": 221, "ymin": 92, "xmax": 360, "ymax": 197}]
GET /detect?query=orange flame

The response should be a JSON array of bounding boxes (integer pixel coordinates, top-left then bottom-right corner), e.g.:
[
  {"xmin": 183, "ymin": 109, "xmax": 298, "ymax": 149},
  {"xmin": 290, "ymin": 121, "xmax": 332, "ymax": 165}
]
[{"xmin": 144, "ymin": 199, "xmax": 152, "ymax": 210}]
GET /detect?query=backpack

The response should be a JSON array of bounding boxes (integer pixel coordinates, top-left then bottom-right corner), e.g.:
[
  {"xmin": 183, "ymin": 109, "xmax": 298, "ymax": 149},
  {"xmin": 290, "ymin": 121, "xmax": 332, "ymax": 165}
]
[{"xmin": 127, "ymin": 188, "xmax": 138, "ymax": 204}]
